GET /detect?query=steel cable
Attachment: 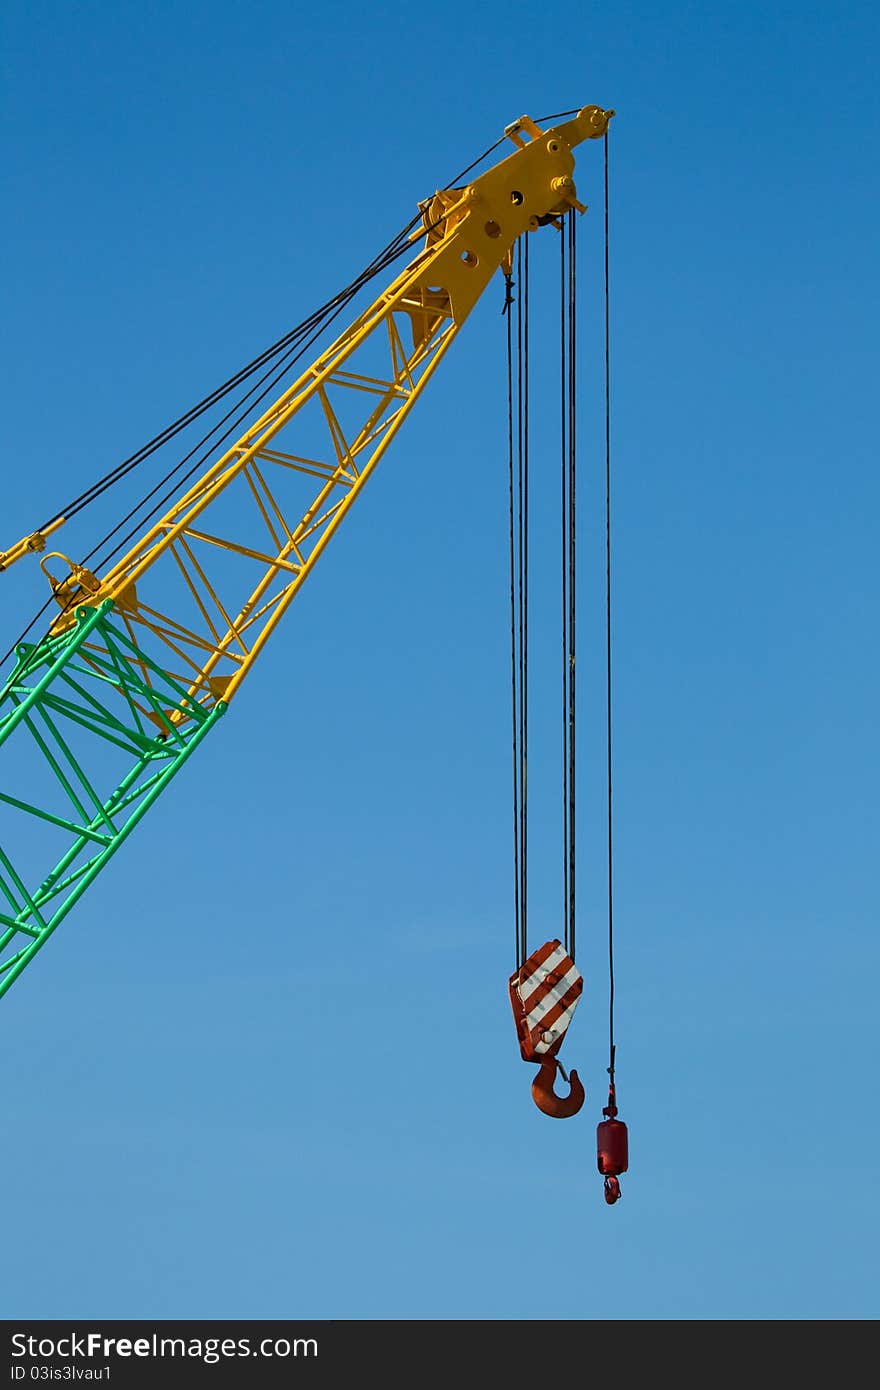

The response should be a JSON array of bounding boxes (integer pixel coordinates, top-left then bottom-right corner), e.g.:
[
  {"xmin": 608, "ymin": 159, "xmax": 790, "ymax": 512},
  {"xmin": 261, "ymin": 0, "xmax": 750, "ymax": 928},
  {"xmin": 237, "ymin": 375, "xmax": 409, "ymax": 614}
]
[
  {"xmin": 567, "ymin": 210, "xmax": 577, "ymax": 965},
  {"xmin": 506, "ymin": 267, "xmax": 520, "ymax": 967},
  {"xmin": 603, "ymin": 132, "xmax": 616, "ymax": 1084}
]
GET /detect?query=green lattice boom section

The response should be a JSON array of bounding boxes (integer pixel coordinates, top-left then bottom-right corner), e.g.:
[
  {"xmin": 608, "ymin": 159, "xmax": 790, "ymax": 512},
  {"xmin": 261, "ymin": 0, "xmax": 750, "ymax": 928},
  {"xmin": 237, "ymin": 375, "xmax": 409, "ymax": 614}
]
[{"xmin": 0, "ymin": 601, "xmax": 225, "ymax": 999}]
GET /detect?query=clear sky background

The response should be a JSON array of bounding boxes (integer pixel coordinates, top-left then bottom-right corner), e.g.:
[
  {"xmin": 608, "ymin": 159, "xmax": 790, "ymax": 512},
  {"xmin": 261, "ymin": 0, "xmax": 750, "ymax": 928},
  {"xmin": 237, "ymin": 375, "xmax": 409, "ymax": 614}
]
[{"xmin": 1, "ymin": 1, "xmax": 877, "ymax": 1321}]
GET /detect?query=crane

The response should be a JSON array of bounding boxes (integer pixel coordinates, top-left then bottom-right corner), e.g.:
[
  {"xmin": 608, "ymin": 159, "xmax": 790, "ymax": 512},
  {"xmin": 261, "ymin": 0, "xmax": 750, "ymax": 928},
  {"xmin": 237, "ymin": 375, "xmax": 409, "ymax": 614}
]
[{"xmin": 0, "ymin": 104, "xmax": 614, "ymax": 1015}]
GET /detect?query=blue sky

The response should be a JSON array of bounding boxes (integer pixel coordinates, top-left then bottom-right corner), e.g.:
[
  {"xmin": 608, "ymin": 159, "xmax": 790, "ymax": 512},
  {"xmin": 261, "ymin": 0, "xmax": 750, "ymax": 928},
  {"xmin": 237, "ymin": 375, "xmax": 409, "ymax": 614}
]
[{"xmin": 1, "ymin": 0, "xmax": 877, "ymax": 1320}]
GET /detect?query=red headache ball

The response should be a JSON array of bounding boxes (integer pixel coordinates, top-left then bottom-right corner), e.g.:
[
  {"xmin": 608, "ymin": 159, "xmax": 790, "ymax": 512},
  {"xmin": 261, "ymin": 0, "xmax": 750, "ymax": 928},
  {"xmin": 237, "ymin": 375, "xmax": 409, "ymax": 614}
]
[{"xmin": 597, "ymin": 1117, "xmax": 629, "ymax": 1178}]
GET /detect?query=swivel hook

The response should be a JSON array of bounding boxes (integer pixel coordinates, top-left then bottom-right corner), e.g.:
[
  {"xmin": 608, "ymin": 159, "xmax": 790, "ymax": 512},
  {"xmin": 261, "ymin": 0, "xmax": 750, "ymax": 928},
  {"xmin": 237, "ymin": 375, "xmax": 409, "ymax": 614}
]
[{"xmin": 530, "ymin": 1055, "xmax": 585, "ymax": 1119}]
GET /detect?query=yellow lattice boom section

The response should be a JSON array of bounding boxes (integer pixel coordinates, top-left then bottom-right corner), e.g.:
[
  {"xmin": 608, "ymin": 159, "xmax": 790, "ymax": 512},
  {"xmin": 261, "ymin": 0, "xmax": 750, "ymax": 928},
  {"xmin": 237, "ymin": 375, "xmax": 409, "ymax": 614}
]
[{"xmin": 5, "ymin": 105, "xmax": 613, "ymax": 724}]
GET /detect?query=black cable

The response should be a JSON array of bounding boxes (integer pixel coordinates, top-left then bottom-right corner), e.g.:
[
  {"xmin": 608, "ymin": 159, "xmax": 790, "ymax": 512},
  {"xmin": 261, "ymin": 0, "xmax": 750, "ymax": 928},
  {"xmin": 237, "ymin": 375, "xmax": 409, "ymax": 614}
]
[
  {"xmin": 441, "ymin": 137, "xmax": 506, "ymax": 191},
  {"xmin": 506, "ymin": 231, "xmax": 535, "ymax": 971},
  {"xmin": 560, "ymin": 226, "xmax": 569, "ymax": 957},
  {"xmin": 39, "ymin": 218, "xmax": 421, "ymax": 532},
  {"xmin": 535, "ymin": 108, "xmax": 581, "ymax": 122},
  {"xmin": 0, "ymin": 594, "xmax": 57, "ymax": 693},
  {"xmin": 567, "ymin": 210, "xmax": 577, "ymax": 965},
  {"xmin": 0, "ymin": 223, "xmax": 426, "ymax": 673},
  {"xmin": 84, "ymin": 231, "xmax": 416, "ymax": 575},
  {"xmin": 521, "ymin": 234, "xmax": 530, "ymax": 968},
  {"xmin": 515, "ymin": 238, "xmax": 530, "ymax": 967},
  {"xmin": 435, "ymin": 112, "xmax": 579, "ymax": 202},
  {"xmin": 86, "ymin": 334, "xmax": 325, "ymax": 571},
  {"xmin": 505, "ymin": 264, "xmax": 521, "ymax": 968},
  {"xmin": 515, "ymin": 239, "xmax": 525, "ymax": 968},
  {"xmin": 29, "ymin": 199, "xmax": 427, "ymax": 545},
  {"xmin": 87, "ymin": 225, "xmax": 419, "ymax": 559},
  {"xmin": 0, "ymin": 227, "xmax": 419, "ymax": 671},
  {"xmin": 604, "ymin": 132, "xmax": 616, "ymax": 1084},
  {"xmin": 2, "ymin": 303, "xmax": 394, "ymax": 671}
]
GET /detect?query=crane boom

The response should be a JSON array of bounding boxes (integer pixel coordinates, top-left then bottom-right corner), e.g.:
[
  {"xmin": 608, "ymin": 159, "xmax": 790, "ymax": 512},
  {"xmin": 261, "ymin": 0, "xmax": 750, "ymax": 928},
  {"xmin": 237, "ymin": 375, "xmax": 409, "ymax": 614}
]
[{"xmin": 0, "ymin": 104, "xmax": 612, "ymax": 1000}]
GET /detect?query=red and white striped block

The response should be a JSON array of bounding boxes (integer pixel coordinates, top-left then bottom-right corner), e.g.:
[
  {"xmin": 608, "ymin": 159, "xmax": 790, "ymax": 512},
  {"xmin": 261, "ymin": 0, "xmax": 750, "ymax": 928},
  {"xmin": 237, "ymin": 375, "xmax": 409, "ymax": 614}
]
[{"xmin": 509, "ymin": 939, "xmax": 583, "ymax": 1062}]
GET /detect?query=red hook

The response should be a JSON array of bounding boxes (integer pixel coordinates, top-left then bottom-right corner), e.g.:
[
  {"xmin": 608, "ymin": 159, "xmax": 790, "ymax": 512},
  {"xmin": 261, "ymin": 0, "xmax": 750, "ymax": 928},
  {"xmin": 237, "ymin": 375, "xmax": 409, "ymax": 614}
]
[
  {"xmin": 603, "ymin": 1175, "xmax": 621, "ymax": 1204},
  {"xmin": 530, "ymin": 1055, "xmax": 585, "ymax": 1119}
]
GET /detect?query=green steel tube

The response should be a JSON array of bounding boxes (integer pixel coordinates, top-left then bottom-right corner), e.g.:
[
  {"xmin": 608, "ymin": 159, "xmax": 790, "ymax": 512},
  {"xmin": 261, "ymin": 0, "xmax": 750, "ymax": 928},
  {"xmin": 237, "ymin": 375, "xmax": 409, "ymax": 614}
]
[
  {"xmin": 0, "ymin": 602, "xmax": 112, "ymax": 747},
  {"xmin": 0, "ymin": 701, "xmax": 227, "ymax": 999}
]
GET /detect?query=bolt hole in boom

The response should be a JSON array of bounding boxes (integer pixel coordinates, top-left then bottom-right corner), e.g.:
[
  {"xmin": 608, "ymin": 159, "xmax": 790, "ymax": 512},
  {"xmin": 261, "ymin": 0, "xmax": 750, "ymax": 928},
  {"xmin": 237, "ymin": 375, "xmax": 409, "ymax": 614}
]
[
  {"xmin": 461, "ymin": 250, "xmax": 478, "ymax": 266},
  {"xmin": 510, "ymin": 190, "xmax": 524, "ymax": 205},
  {"xmin": 484, "ymin": 220, "xmax": 501, "ymax": 238}
]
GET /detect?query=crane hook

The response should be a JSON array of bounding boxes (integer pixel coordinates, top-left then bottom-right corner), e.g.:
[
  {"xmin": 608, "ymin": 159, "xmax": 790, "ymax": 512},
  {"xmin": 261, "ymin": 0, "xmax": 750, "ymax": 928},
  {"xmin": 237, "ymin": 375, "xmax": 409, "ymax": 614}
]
[
  {"xmin": 530, "ymin": 1055, "xmax": 585, "ymax": 1119},
  {"xmin": 603, "ymin": 1175, "xmax": 621, "ymax": 1204}
]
